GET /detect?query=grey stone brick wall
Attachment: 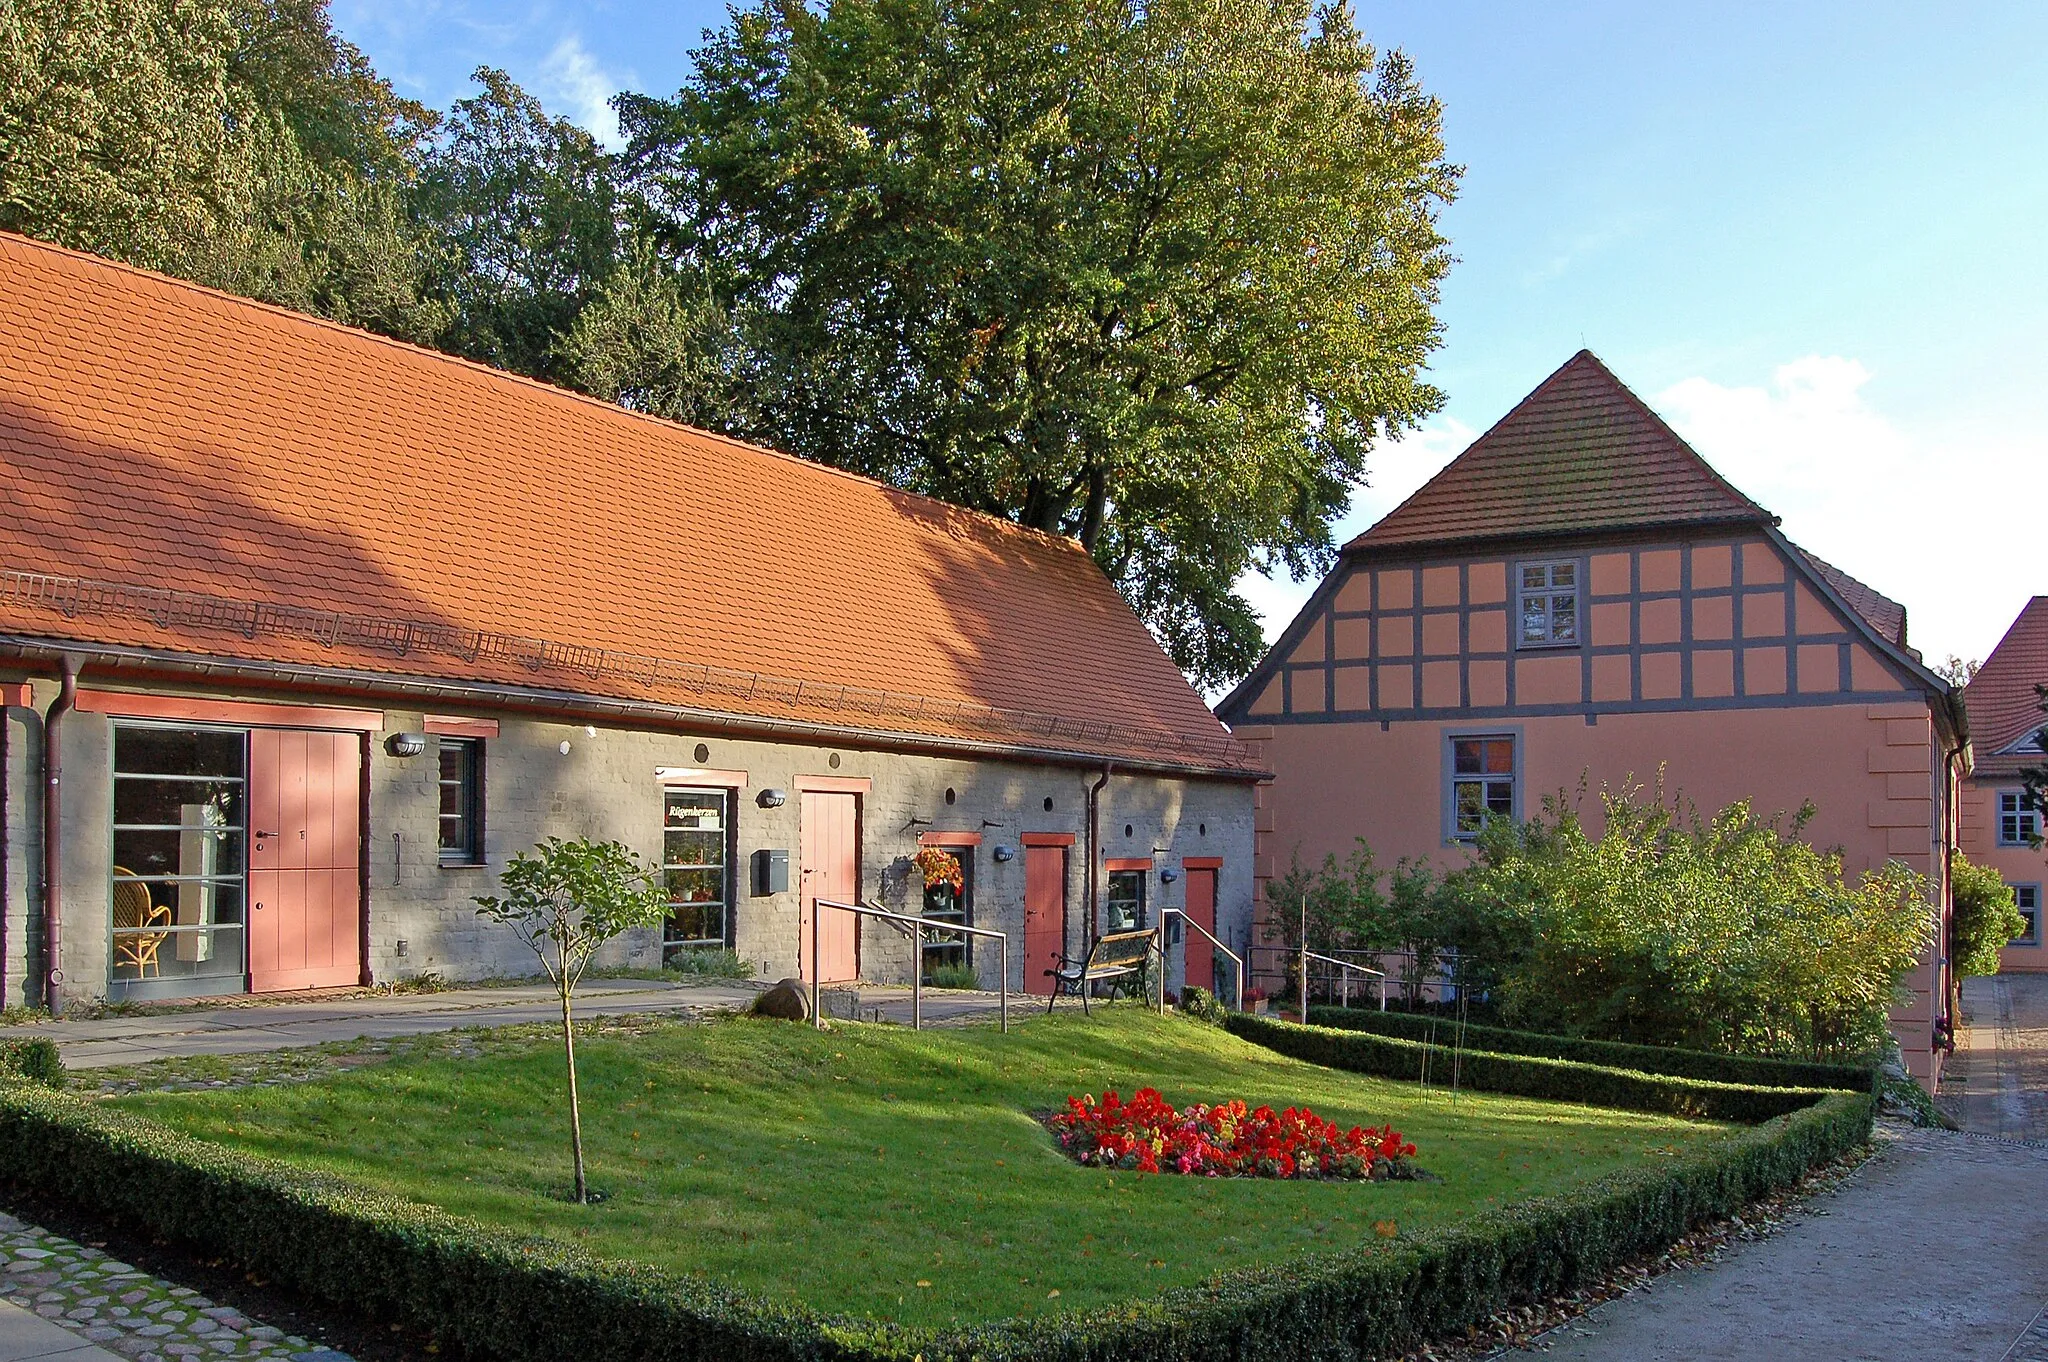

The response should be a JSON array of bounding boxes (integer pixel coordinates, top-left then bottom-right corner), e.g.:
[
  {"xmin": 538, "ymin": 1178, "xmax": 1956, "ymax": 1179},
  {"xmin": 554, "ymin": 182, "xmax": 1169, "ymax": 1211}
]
[{"xmin": 0, "ymin": 679, "xmax": 1254, "ymax": 1006}]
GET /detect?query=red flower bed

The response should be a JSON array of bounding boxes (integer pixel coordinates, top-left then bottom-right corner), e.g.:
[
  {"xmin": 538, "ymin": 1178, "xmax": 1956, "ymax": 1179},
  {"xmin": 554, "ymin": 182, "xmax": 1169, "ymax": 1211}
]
[{"xmin": 1047, "ymin": 1087, "xmax": 1419, "ymax": 1180}]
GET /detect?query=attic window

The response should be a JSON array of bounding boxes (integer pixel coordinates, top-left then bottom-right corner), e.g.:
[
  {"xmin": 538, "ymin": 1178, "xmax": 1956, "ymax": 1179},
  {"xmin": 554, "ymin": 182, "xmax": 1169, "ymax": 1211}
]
[{"xmin": 1517, "ymin": 560, "xmax": 1579, "ymax": 648}]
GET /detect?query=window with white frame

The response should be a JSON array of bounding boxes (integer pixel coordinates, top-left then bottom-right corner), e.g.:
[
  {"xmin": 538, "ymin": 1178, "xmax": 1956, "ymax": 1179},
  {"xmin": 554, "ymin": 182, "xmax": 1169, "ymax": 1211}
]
[
  {"xmin": 2012, "ymin": 885, "xmax": 2041, "ymax": 947},
  {"xmin": 1450, "ymin": 735, "xmax": 1517, "ymax": 839},
  {"xmin": 1517, "ymin": 560, "xmax": 1579, "ymax": 647},
  {"xmin": 1998, "ymin": 790, "xmax": 2040, "ymax": 847},
  {"xmin": 1105, "ymin": 870, "xmax": 1147, "ymax": 933}
]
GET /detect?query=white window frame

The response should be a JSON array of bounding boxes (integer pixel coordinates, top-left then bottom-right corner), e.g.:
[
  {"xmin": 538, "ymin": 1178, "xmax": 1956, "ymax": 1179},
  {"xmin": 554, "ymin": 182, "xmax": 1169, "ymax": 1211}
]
[
  {"xmin": 1997, "ymin": 790, "xmax": 2040, "ymax": 847},
  {"xmin": 1516, "ymin": 559, "xmax": 1581, "ymax": 649}
]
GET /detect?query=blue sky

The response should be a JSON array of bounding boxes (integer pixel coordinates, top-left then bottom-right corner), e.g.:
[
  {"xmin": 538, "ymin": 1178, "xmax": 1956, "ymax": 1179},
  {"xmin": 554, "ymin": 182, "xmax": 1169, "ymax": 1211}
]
[{"xmin": 336, "ymin": 0, "xmax": 2048, "ymax": 669}]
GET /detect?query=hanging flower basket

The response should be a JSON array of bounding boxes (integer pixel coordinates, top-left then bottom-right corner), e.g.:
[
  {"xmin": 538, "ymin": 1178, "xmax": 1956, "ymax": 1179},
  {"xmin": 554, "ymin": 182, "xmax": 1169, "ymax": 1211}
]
[{"xmin": 912, "ymin": 846, "xmax": 963, "ymax": 893}]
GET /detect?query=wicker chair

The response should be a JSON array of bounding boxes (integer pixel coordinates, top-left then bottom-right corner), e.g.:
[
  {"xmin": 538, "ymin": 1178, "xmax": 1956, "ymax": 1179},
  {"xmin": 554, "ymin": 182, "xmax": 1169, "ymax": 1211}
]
[{"xmin": 112, "ymin": 870, "xmax": 173, "ymax": 978}]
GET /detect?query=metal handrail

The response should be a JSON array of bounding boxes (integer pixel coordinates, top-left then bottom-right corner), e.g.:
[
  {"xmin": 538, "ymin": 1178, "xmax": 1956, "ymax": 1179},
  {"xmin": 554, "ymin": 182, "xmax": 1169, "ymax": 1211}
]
[
  {"xmin": 1157, "ymin": 909, "xmax": 1245, "ymax": 1012},
  {"xmin": 1302, "ymin": 949, "xmax": 1388, "ymax": 1012},
  {"xmin": 808, "ymin": 898, "xmax": 1009, "ymax": 1033}
]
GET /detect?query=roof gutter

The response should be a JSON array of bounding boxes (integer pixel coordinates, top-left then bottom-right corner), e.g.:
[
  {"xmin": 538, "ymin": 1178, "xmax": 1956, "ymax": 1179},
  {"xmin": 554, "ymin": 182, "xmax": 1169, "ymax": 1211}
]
[
  {"xmin": 0, "ymin": 636, "xmax": 1271, "ymax": 784},
  {"xmin": 41, "ymin": 656, "xmax": 79, "ymax": 1017}
]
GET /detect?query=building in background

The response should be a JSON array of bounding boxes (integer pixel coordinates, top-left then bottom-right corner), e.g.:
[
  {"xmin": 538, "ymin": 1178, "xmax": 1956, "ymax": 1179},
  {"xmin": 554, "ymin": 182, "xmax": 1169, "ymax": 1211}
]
[
  {"xmin": 1217, "ymin": 351, "xmax": 1966, "ymax": 1084},
  {"xmin": 0, "ymin": 234, "xmax": 1260, "ymax": 1012},
  {"xmin": 1960, "ymin": 598, "xmax": 2048, "ymax": 972}
]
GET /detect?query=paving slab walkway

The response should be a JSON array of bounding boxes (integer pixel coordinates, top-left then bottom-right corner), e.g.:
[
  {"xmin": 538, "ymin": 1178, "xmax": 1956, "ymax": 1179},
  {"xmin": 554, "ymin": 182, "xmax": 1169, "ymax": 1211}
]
[
  {"xmin": 1503, "ymin": 1125, "xmax": 2048, "ymax": 1360},
  {"xmin": 1954, "ymin": 973, "xmax": 2048, "ymax": 1142},
  {"xmin": 24, "ymin": 979, "xmax": 1020, "ymax": 1071}
]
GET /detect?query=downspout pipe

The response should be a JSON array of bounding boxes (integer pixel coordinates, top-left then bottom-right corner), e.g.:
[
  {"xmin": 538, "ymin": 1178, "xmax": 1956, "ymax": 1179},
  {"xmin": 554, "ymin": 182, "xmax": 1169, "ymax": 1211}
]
[
  {"xmin": 1084, "ymin": 765, "xmax": 1111, "ymax": 954},
  {"xmin": 42, "ymin": 656, "xmax": 79, "ymax": 1018}
]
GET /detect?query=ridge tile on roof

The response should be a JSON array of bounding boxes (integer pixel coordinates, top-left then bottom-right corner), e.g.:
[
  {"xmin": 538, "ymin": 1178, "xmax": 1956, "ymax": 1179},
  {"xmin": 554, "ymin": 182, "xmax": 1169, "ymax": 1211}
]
[{"xmin": 1346, "ymin": 350, "xmax": 1775, "ymax": 553}]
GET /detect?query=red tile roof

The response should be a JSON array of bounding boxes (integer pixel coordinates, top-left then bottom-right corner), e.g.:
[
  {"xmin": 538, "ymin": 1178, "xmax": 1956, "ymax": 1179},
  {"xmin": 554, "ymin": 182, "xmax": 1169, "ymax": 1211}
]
[
  {"xmin": 1964, "ymin": 598, "xmax": 2048, "ymax": 772},
  {"xmin": 1792, "ymin": 546, "xmax": 1909, "ymax": 649},
  {"xmin": 1346, "ymin": 350, "xmax": 1774, "ymax": 552},
  {"xmin": 0, "ymin": 233, "xmax": 1254, "ymax": 776}
]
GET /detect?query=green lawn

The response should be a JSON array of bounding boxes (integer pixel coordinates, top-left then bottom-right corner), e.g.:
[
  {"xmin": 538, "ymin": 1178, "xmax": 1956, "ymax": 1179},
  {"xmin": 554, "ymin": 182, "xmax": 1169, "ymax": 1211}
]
[{"xmin": 116, "ymin": 1008, "xmax": 1734, "ymax": 1326}]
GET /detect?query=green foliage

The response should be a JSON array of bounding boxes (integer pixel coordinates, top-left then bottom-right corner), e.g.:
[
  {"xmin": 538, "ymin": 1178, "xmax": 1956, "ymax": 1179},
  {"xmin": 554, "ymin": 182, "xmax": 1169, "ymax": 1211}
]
[
  {"xmin": 0, "ymin": 1035, "xmax": 64, "ymax": 1087},
  {"xmin": 618, "ymin": 0, "xmax": 1459, "ymax": 685},
  {"xmin": 1179, "ymin": 985, "xmax": 1228, "ymax": 1024},
  {"xmin": 1471, "ymin": 783, "xmax": 1935, "ymax": 1061},
  {"xmin": 1306, "ymin": 1007, "xmax": 1876, "ymax": 1092},
  {"xmin": 2, "ymin": 1017, "xmax": 1870, "ymax": 1361},
  {"xmin": 1950, "ymin": 852, "xmax": 2026, "ymax": 979},
  {"xmin": 475, "ymin": 836, "xmax": 667, "ymax": 1202},
  {"xmin": 0, "ymin": 0, "xmax": 440, "ymax": 338},
  {"xmin": 1228, "ymin": 1014, "xmax": 1831, "ymax": 1124},
  {"xmin": 1266, "ymin": 840, "xmax": 1522, "ymax": 1004},
  {"xmin": 2020, "ymin": 683, "xmax": 2048, "ymax": 850},
  {"xmin": 664, "ymin": 947, "xmax": 753, "ymax": 979},
  {"xmin": 923, "ymin": 962, "xmax": 982, "ymax": 990}
]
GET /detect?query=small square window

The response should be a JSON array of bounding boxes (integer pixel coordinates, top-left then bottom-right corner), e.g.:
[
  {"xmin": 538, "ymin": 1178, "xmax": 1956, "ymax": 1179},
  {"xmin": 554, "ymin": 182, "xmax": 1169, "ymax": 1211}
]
[
  {"xmin": 1998, "ymin": 791, "xmax": 2040, "ymax": 847},
  {"xmin": 2012, "ymin": 885, "xmax": 2041, "ymax": 947},
  {"xmin": 1516, "ymin": 560, "xmax": 1579, "ymax": 647},
  {"xmin": 437, "ymin": 738, "xmax": 484, "ymax": 866},
  {"xmin": 1449, "ymin": 734, "xmax": 1516, "ymax": 839},
  {"xmin": 1105, "ymin": 870, "xmax": 1147, "ymax": 933}
]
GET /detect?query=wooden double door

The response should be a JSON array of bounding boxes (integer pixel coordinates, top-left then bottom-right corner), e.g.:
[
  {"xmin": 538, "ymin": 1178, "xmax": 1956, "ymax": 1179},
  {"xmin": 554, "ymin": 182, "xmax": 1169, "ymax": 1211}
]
[{"xmin": 247, "ymin": 729, "xmax": 365, "ymax": 992}]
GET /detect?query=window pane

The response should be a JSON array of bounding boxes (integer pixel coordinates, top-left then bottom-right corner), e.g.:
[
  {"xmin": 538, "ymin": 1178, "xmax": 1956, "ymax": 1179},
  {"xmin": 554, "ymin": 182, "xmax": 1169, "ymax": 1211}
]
[
  {"xmin": 115, "ymin": 728, "xmax": 244, "ymax": 778},
  {"xmin": 663, "ymin": 788, "xmax": 731, "ymax": 956},
  {"xmin": 1522, "ymin": 566, "xmax": 1546, "ymax": 590},
  {"xmin": 1550, "ymin": 563, "xmax": 1575, "ymax": 587},
  {"xmin": 1486, "ymin": 780, "xmax": 1515, "ymax": 816},
  {"xmin": 114, "ymin": 777, "xmax": 243, "ymax": 832},
  {"xmin": 1105, "ymin": 870, "xmax": 1145, "ymax": 931},
  {"xmin": 1483, "ymin": 739, "xmax": 1514, "ymax": 774},
  {"xmin": 1453, "ymin": 739, "xmax": 1482, "ymax": 773},
  {"xmin": 1521, "ymin": 598, "xmax": 1550, "ymax": 641},
  {"xmin": 1455, "ymin": 780, "xmax": 1485, "ymax": 832},
  {"xmin": 1550, "ymin": 597, "xmax": 1577, "ymax": 640}
]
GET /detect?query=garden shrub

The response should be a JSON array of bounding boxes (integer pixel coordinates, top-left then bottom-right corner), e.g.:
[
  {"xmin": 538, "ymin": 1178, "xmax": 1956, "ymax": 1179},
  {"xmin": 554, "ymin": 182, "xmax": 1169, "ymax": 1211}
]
[
  {"xmin": 1305, "ymin": 1007, "xmax": 1875, "ymax": 1092},
  {"xmin": 924, "ymin": 963, "xmax": 981, "ymax": 990},
  {"xmin": 0, "ymin": 1035, "xmax": 63, "ymax": 1087},
  {"xmin": 664, "ymin": 948, "xmax": 754, "ymax": 979},
  {"xmin": 1179, "ymin": 985, "xmax": 1228, "ymax": 1025},
  {"xmin": 0, "ymin": 1056, "xmax": 1871, "ymax": 1362},
  {"xmin": 1950, "ymin": 852, "xmax": 2027, "ymax": 979},
  {"xmin": 1225, "ymin": 1014, "xmax": 1829, "ymax": 1123}
]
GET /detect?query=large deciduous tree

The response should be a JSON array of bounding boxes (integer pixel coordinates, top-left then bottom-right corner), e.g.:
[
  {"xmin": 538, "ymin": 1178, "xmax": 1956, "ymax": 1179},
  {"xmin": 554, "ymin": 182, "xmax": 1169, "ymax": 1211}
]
[{"xmin": 617, "ymin": 0, "xmax": 1459, "ymax": 685}]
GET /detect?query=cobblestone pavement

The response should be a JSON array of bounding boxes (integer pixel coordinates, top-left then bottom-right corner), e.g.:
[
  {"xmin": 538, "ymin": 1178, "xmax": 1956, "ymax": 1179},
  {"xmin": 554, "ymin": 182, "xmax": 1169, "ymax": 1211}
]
[
  {"xmin": 1501, "ymin": 1126, "xmax": 2048, "ymax": 1360},
  {"xmin": 1955, "ymin": 973, "xmax": 2048, "ymax": 1142},
  {"xmin": 0, "ymin": 1212, "xmax": 351, "ymax": 1362}
]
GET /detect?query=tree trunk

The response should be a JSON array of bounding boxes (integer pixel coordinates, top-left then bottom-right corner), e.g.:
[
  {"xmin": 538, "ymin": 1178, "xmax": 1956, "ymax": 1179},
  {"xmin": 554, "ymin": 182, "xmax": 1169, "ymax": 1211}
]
[{"xmin": 561, "ymin": 983, "xmax": 587, "ymax": 1203}]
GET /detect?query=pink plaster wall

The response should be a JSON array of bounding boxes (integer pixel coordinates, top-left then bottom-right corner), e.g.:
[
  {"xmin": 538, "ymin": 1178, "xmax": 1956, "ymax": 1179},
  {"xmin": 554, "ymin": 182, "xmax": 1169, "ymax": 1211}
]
[
  {"xmin": 1238, "ymin": 699, "xmax": 1950, "ymax": 1080},
  {"xmin": 1959, "ymin": 779, "xmax": 2048, "ymax": 973}
]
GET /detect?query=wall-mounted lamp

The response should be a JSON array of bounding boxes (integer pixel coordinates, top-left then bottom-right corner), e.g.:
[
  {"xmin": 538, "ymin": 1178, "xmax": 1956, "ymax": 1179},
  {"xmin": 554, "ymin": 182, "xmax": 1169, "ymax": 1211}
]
[
  {"xmin": 1160, "ymin": 868, "xmax": 1180, "ymax": 884},
  {"xmin": 558, "ymin": 740, "xmax": 573, "ymax": 755},
  {"xmin": 991, "ymin": 844, "xmax": 1015, "ymax": 862},
  {"xmin": 385, "ymin": 732, "xmax": 427, "ymax": 758},
  {"xmin": 757, "ymin": 788, "xmax": 789, "ymax": 808}
]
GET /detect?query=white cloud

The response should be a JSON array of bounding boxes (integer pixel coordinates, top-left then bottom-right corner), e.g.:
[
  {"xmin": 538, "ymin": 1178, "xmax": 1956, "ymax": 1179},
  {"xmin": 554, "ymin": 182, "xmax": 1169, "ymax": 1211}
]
[
  {"xmin": 1655, "ymin": 358, "xmax": 2040, "ymax": 671},
  {"xmin": 540, "ymin": 35, "xmax": 628, "ymax": 149}
]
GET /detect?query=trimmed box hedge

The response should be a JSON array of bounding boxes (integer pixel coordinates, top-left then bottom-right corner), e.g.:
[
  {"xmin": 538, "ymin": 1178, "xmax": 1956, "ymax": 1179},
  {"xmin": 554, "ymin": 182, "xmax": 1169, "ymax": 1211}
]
[
  {"xmin": 1307, "ymin": 1005, "xmax": 1876, "ymax": 1092},
  {"xmin": 1227, "ymin": 1014, "xmax": 1829, "ymax": 1123},
  {"xmin": 0, "ymin": 1062, "xmax": 1871, "ymax": 1362}
]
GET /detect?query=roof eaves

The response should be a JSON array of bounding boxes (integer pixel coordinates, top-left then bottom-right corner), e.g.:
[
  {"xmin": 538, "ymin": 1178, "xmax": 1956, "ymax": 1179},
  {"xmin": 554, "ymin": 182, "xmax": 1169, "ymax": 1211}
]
[
  {"xmin": 0, "ymin": 633, "xmax": 1271, "ymax": 782},
  {"xmin": 1341, "ymin": 514, "xmax": 1774, "ymax": 561}
]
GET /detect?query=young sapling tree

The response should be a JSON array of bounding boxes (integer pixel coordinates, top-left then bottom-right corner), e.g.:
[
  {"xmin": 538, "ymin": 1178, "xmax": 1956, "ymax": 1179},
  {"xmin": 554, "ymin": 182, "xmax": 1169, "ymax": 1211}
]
[{"xmin": 474, "ymin": 837, "xmax": 667, "ymax": 1203}]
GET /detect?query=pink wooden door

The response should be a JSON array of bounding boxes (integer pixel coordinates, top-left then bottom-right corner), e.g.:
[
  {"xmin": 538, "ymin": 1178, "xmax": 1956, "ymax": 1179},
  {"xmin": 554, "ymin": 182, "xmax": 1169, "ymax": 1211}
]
[
  {"xmin": 798, "ymin": 790, "xmax": 860, "ymax": 983},
  {"xmin": 248, "ymin": 729, "xmax": 363, "ymax": 992},
  {"xmin": 1023, "ymin": 843, "xmax": 1067, "ymax": 996},
  {"xmin": 1184, "ymin": 868, "xmax": 1217, "ymax": 997}
]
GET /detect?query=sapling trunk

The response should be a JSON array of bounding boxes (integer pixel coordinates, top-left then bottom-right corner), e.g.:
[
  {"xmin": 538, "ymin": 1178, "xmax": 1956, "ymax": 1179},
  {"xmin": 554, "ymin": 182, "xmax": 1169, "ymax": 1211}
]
[{"xmin": 561, "ymin": 980, "xmax": 587, "ymax": 1203}]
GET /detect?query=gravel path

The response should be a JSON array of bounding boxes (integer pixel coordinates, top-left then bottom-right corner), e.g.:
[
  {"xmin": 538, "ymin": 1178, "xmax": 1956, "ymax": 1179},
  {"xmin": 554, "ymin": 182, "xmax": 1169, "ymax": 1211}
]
[{"xmin": 1, "ymin": 1213, "xmax": 351, "ymax": 1362}]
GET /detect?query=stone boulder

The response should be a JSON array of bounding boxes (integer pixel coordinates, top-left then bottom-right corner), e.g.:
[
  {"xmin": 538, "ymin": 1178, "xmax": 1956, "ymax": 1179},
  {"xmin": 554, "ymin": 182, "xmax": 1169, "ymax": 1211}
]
[{"xmin": 752, "ymin": 977, "xmax": 812, "ymax": 1022}]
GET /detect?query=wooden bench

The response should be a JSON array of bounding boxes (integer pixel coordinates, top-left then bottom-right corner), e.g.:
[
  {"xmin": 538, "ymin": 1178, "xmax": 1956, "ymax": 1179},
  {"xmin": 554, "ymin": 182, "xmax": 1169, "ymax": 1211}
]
[{"xmin": 1045, "ymin": 928, "xmax": 1156, "ymax": 1014}]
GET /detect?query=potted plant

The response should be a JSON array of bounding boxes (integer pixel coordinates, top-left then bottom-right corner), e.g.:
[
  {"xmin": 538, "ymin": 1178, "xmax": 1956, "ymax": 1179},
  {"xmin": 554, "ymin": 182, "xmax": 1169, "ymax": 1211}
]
[{"xmin": 1243, "ymin": 986, "xmax": 1269, "ymax": 1015}]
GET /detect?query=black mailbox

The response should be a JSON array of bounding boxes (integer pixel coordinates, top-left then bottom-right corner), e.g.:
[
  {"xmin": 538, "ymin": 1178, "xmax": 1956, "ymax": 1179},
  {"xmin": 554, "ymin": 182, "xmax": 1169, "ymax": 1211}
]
[{"xmin": 753, "ymin": 848, "xmax": 790, "ymax": 896}]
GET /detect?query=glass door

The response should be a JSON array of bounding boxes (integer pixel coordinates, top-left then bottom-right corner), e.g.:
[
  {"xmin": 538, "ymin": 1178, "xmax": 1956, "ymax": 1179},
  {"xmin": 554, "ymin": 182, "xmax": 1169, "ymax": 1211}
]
[
  {"xmin": 663, "ymin": 787, "xmax": 731, "ymax": 962},
  {"xmin": 110, "ymin": 724, "xmax": 248, "ymax": 1000}
]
